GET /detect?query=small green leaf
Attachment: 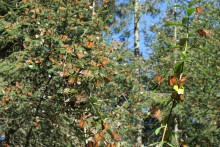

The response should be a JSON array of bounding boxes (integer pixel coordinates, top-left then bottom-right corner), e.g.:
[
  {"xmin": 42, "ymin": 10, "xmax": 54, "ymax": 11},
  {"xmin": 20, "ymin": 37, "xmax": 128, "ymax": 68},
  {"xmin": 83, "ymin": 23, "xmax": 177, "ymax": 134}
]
[
  {"xmin": 159, "ymin": 141, "xmax": 165, "ymax": 146},
  {"xmin": 60, "ymin": 48, "xmax": 66, "ymax": 54},
  {"xmin": 172, "ymin": 45, "xmax": 184, "ymax": 49},
  {"xmin": 174, "ymin": 5, "xmax": 186, "ymax": 9},
  {"xmin": 165, "ymin": 141, "xmax": 174, "ymax": 147},
  {"xmin": 165, "ymin": 22, "xmax": 185, "ymax": 27},
  {"xmin": 188, "ymin": 32, "xmax": 194, "ymax": 37},
  {"xmin": 180, "ymin": 51, "xmax": 188, "ymax": 60},
  {"xmin": 182, "ymin": 17, "xmax": 188, "ymax": 25},
  {"xmin": 174, "ymin": 62, "xmax": 184, "ymax": 76},
  {"xmin": 69, "ymin": 89, "xmax": 78, "ymax": 93},
  {"xmin": 149, "ymin": 142, "xmax": 160, "ymax": 146},
  {"xmin": 107, "ymin": 82, "xmax": 116, "ymax": 86},
  {"xmin": 69, "ymin": 69, "xmax": 74, "ymax": 74},
  {"xmin": 187, "ymin": 8, "xmax": 195, "ymax": 16},
  {"xmin": 48, "ymin": 69, "xmax": 55, "ymax": 74},
  {"xmin": 155, "ymin": 126, "xmax": 163, "ymax": 135},
  {"xmin": 90, "ymin": 97, "xmax": 98, "ymax": 104}
]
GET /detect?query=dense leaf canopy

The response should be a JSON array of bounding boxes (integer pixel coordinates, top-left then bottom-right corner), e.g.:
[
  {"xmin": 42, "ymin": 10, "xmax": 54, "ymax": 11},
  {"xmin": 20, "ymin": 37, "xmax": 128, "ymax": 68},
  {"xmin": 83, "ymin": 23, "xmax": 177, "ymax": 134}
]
[{"xmin": 0, "ymin": 0, "xmax": 219, "ymax": 147}]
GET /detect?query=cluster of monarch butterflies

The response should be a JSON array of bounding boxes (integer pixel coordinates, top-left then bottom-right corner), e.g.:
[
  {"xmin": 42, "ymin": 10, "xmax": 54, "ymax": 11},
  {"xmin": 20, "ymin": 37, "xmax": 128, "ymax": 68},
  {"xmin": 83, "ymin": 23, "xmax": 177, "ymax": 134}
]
[
  {"xmin": 156, "ymin": 75, "xmax": 188, "ymax": 101},
  {"xmin": 195, "ymin": 7, "xmax": 212, "ymax": 37}
]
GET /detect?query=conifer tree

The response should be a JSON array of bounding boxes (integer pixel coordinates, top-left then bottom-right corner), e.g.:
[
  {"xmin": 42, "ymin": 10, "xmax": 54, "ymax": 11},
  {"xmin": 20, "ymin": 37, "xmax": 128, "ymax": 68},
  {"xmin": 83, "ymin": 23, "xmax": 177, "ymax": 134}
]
[
  {"xmin": 0, "ymin": 0, "xmax": 149, "ymax": 146},
  {"xmin": 146, "ymin": 0, "xmax": 220, "ymax": 146}
]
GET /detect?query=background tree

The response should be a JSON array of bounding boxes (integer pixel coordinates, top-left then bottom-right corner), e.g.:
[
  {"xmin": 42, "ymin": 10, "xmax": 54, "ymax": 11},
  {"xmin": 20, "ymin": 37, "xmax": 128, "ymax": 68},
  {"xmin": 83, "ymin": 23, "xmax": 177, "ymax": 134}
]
[
  {"xmin": 0, "ymin": 0, "xmax": 219, "ymax": 146},
  {"xmin": 111, "ymin": 1, "xmax": 164, "ymax": 145},
  {"xmin": 0, "ymin": 0, "xmax": 151, "ymax": 146},
  {"xmin": 145, "ymin": 0, "xmax": 220, "ymax": 146}
]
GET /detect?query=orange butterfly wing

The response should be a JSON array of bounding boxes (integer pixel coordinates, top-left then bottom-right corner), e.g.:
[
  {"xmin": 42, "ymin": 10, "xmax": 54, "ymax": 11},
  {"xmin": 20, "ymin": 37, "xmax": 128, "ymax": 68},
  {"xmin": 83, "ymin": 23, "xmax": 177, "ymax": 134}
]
[
  {"xmin": 197, "ymin": 29, "xmax": 205, "ymax": 37},
  {"xmin": 196, "ymin": 7, "xmax": 204, "ymax": 14},
  {"xmin": 197, "ymin": 29, "xmax": 211, "ymax": 37},
  {"xmin": 203, "ymin": 30, "xmax": 211, "ymax": 36},
  {"xmin": 168, "ymin": 76, "xmax": 178, "ymax": 86},
  {"xmin": 179, "ymin": 76, "xmax": 188, "ymax": 87},
  {"xmin": 156, "ymin": 76, "xmax": 164, "ymax": 85},
  {"xmin": 150, "ymin": 108, "xmax": 161, "ymax": 120}
]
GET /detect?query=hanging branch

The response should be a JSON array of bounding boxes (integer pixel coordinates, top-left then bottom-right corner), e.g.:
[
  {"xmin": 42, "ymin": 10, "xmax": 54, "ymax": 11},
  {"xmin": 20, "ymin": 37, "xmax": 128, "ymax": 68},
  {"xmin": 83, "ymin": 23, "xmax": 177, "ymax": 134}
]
[
  {"xmin": 24, "ymin": 60, "xmax": 53, "ymax": 147},
  {"xmin": 158, "ymin": 3, "xmax": 196, "ymax": 146},
  {"xmin": 24, "ymin": 76, "xmax": 53, "ymax": 147}
]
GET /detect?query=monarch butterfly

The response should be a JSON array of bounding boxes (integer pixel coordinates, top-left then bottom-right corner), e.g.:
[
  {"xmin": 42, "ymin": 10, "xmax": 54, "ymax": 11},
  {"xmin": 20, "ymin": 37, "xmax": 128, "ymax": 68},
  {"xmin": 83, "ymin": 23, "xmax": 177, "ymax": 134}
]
[
  {"xmin": 179, "ymin": 75, "xmax": 188, "ymax": 87},
  {"xmin": 111, "ymin": 131, "xmax": 121, "ymax": 140},
  {"xmin": 156, "ymin": 76, "xmax": 164, "ymax": 85},
  {"xmin": 86, "ymin": 41, "xmax": 94, "ymax": 48},
  {"xmin": 197, "ymin": 29, "xmax": 211, "ymax": 37},
  {"xmin": 196, "ymin": 7, "xmax": 204, "ymax": 14},
  {"xmin": 150, "ymin": 108, "xmax": 161, "ymax": 120},
  {"xmin": 168, "ymin": 76, "xmax": 178, "ymax": 86},
  {"xmin": 86, "ymin": 141, "xmax": 98, "ymax": 147},
  {"xmin": 168, "ymin": 75, "xmax": 188, "ymax": 87},
  {"xmin": 101, "ymin": 60, "xmax": 108, "ymax": 66}
]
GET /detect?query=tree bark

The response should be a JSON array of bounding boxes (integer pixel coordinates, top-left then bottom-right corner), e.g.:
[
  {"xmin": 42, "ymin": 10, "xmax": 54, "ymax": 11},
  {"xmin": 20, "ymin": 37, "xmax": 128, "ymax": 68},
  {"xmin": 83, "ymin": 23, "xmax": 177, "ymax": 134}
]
[
  {"xmin": 134, "ymin": 0, "xmax": 142, "ymax": 146},
  {"xmin": 92, "ymin": 0, "xmax": 96, "ymax": 21},
  {"xmin": 134, "ymin": 0, "xmax": 140, "ymax": 57}
]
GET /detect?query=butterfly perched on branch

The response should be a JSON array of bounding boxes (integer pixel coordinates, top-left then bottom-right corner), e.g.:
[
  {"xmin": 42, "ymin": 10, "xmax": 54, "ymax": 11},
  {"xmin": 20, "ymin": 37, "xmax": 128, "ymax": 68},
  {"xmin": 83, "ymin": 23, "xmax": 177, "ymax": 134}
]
[
  {"xmin": 168, "ymin": 75, "xmax": 188, "ymax": 99},
  {"xmin": 197, "ymin": 29, "xmax": 211, "ymax": 37},
  {"xmin": 168, "ymin": 75, "xmax": 188, "ymax": 102},
  {"xmin": 196, "ymin": 7, "xmax": 204, "ymax": 14},
  {"xmin": 156, "ymin": 76, "xmax": 165, "ymax": 85},
  {"xmin": 168, "ymin": 76, "xmax": 188, "ymax": 87}
]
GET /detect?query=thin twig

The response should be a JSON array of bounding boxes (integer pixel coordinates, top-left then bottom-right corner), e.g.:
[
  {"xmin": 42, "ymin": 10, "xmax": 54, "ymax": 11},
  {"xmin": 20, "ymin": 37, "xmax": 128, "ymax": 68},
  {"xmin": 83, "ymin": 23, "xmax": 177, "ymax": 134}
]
[
  {"xmin": 80, "ymin": 28, "xmax": 89, "ymax": 38},
  {"xmin": 161, "ymin": 100, "xmax": 176, "ymax": 143},
  {"xmin": 161, "ymin": 123, "xmax": 167, "ymax": 142}
]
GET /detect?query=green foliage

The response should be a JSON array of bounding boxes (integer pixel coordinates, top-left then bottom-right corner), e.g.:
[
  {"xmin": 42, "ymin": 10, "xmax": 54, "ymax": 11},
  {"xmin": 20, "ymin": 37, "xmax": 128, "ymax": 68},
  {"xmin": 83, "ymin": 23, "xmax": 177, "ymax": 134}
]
[
  {"xmin": 1, "ymin": 0, "xmax": 219, "ymax": 146},
  {"xmin": 0, "ymin": 0, "xmax": 149, "ymax": 146},
  {"xmin": 146, "ymin": 0, "xmax": 220, "ymax": 146},
  {"xmin": 186, "ymin": 8, "xmax": 195, "ymax": 16},
  {"xmin": 155, "ymin": 125, "xmax": 164, "ymax": 135}
]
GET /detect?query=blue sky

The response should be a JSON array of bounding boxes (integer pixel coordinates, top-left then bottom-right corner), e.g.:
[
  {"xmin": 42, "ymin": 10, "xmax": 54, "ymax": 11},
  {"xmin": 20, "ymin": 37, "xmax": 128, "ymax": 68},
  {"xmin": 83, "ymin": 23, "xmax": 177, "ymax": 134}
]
[{"xmin": 111, "ymin": 0, "xmax": 169, "ymax": 58}]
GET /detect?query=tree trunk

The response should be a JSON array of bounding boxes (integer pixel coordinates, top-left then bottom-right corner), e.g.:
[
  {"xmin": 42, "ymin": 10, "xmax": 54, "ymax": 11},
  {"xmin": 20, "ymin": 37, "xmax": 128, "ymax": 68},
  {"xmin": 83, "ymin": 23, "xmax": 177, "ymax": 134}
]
[
  {"xmin": 134, "ymin": 0, "xmax": 142, "ymax": 146},
  {"xmin": 134, "ymin": 0, "xmax": 140, "ymax": 57},
  {"xmin": 173, "ymin": 0, "xmax": 180, "ymax": 145},
  {"xmin": 92, "ymin": 0, "xmax": 96, "ymax": 21}
]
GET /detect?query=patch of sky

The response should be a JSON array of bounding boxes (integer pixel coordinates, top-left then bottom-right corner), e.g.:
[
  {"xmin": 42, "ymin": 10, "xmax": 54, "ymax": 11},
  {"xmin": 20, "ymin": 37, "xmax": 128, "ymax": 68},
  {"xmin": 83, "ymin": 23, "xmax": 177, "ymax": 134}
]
[{"xmin": 107, "ymin": 0, "xmax": 169, "ymax": 59}]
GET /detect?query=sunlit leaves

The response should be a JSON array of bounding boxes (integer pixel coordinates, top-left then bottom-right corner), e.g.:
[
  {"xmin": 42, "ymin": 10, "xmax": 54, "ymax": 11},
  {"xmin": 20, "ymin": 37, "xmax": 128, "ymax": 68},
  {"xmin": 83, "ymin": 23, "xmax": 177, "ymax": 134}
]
[
  {"xmin": 0, "ymin": 0, "xmax": 150, "ymax": 146},
  {"xmin": 150, "ymin": 1, "xmax": 220, "ymax": 146},
  {"xmin": 187, "ymin": 8, "xmax": 195, "ymax": 16},
  {"xmin": 180, "ymin": 51, "xmax": 187, "ymax": 60},
  {"xmin": 181, "ymin": 18, "xmax": 188, "ymax": 27},
  {"xmin": 165, "ymin": 22, "xmax": 185, "ymax": 27},
  {"xmin": 174, "ymin": 62, "xmax": 184, "ymax": 76}
]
